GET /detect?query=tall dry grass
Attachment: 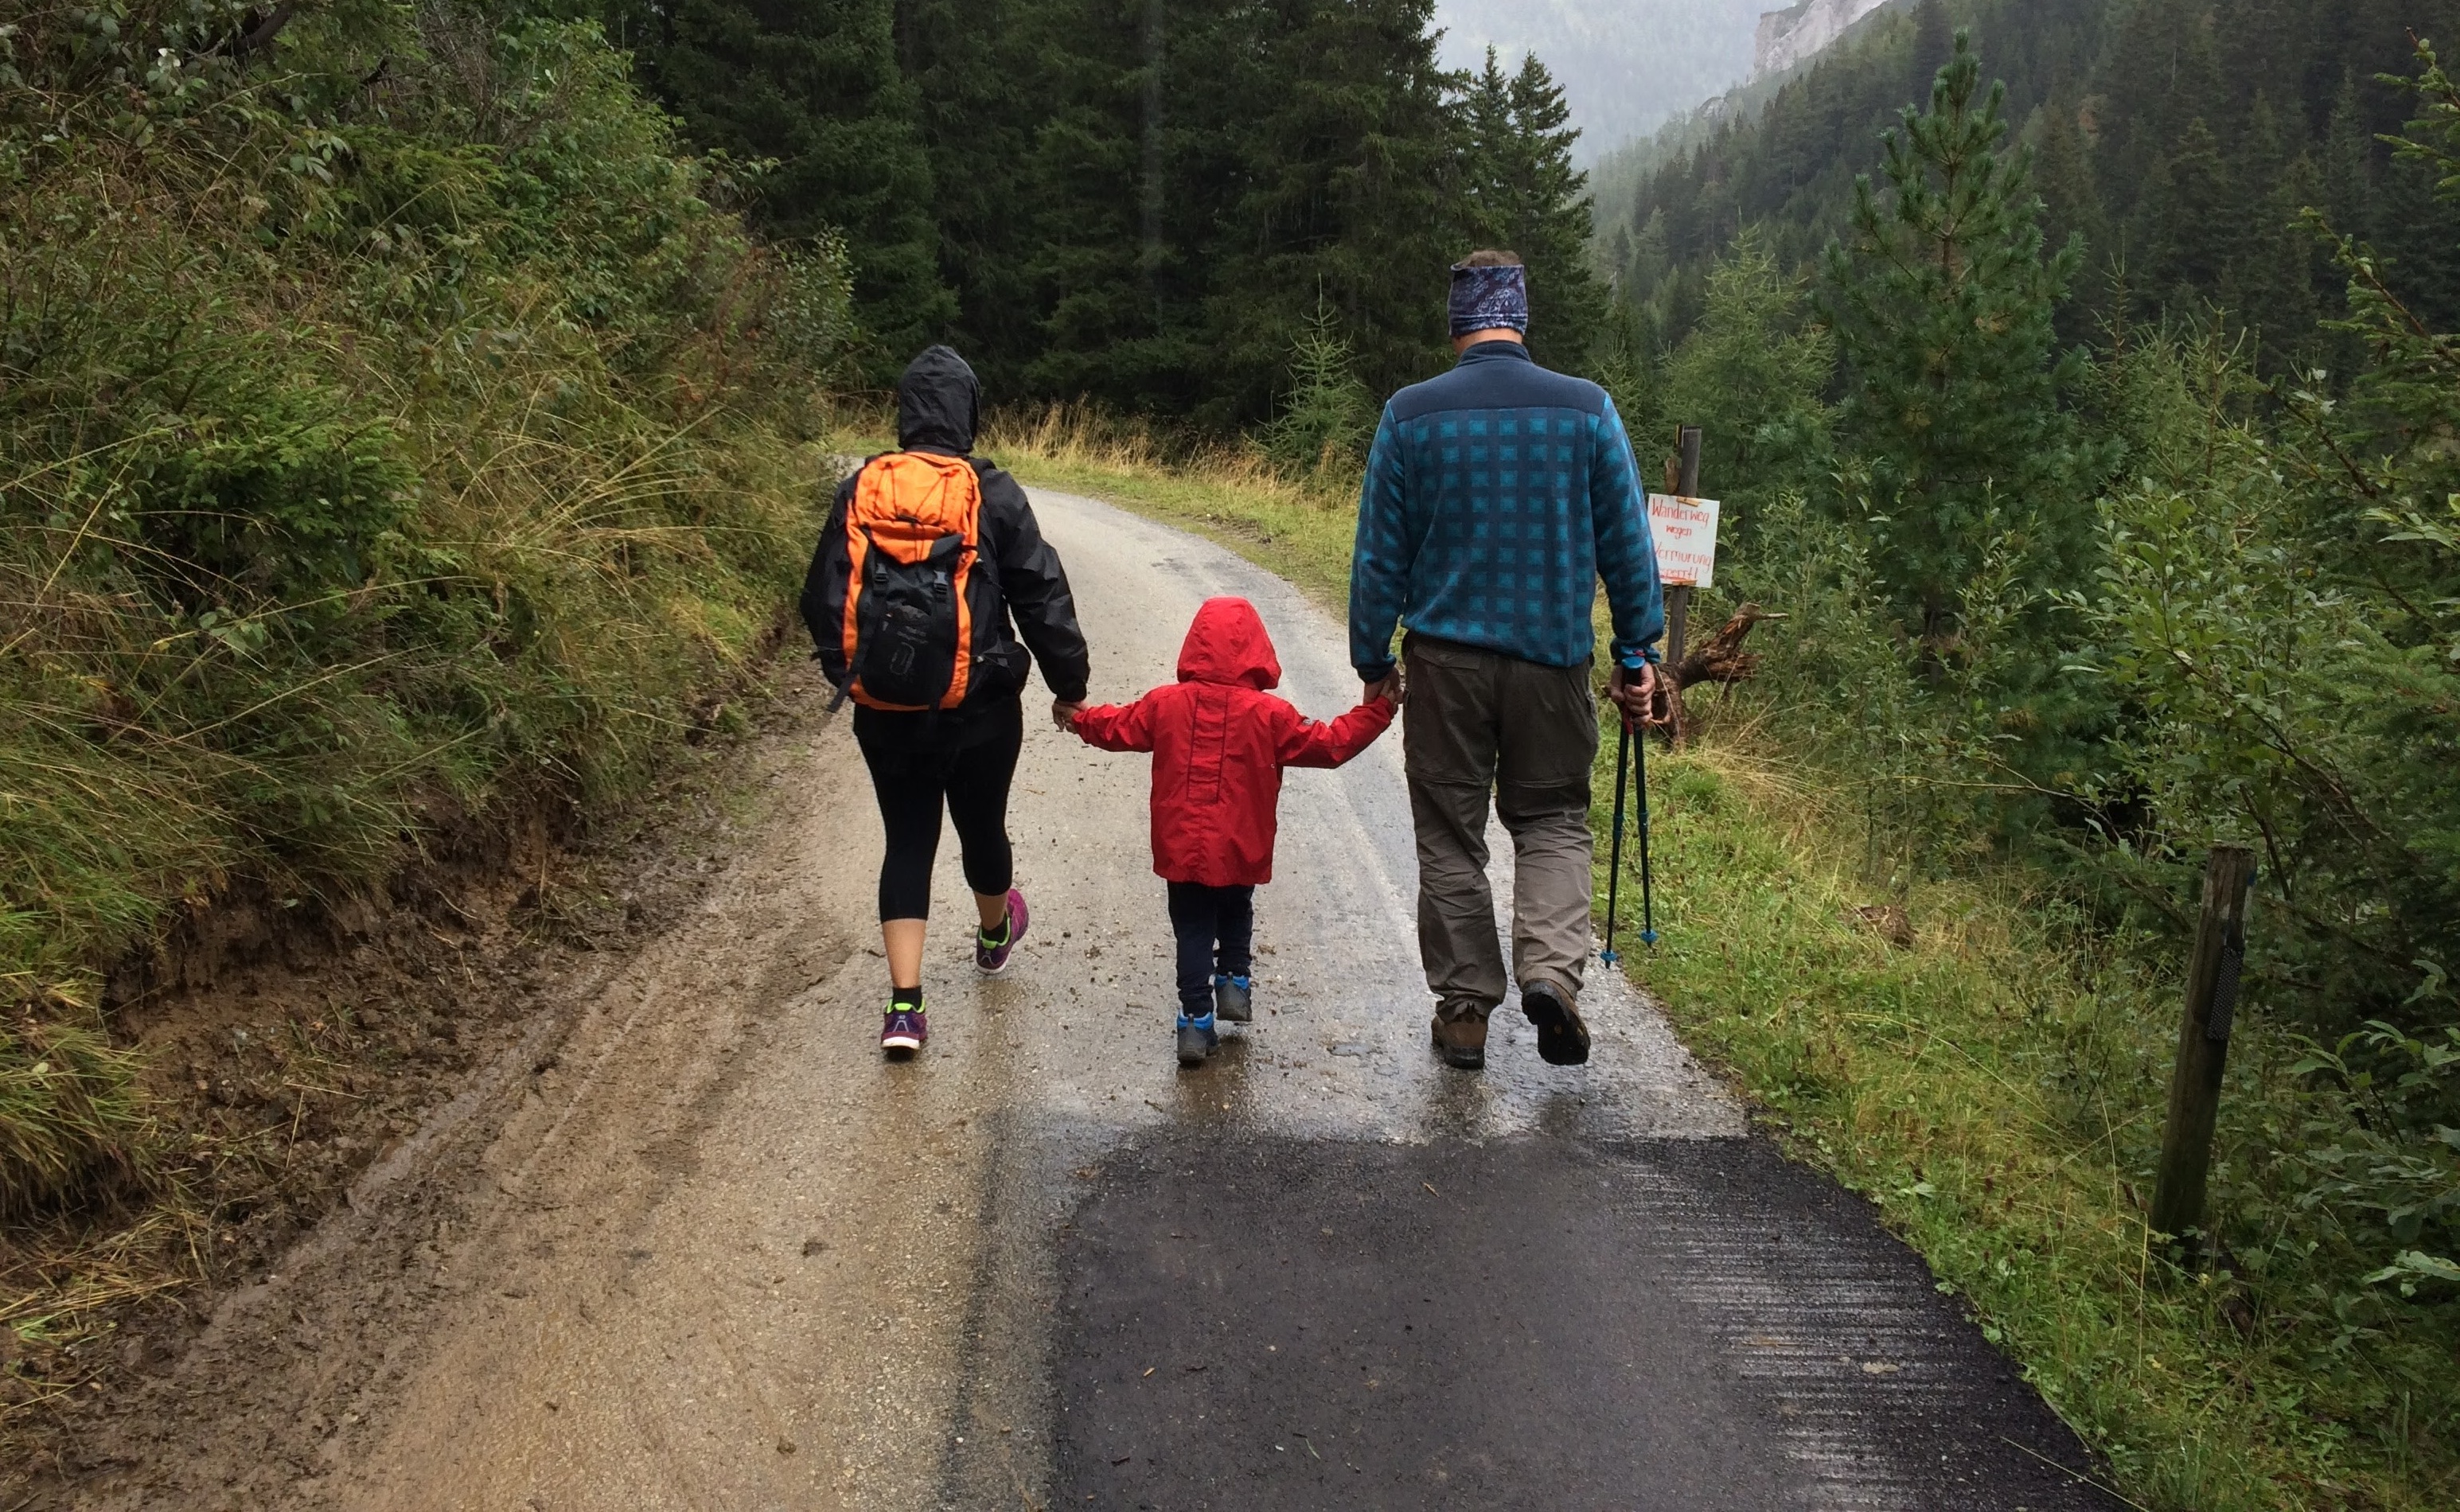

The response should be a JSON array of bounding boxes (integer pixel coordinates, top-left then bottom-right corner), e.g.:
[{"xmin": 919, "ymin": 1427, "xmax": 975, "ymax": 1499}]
[{"xmin": 983, "ymin": 403, "xmax": 1365, "ymax": 609}]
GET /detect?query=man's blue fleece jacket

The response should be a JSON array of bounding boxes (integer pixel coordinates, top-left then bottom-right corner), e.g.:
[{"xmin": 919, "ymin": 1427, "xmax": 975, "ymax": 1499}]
[{"xmin": 1348, "ymin": 339, "xmax": 1663, "ymax": 679}]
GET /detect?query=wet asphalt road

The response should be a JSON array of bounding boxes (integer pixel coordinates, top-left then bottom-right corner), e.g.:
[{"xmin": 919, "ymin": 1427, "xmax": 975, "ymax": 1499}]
[
  {"xmin": 87, "ymin": 488, "xmax": 2119, "ymax": 1510},
  {"xmin": 1053, "ymin": 1134, "xmax": 2110, "ymax": 1510}
]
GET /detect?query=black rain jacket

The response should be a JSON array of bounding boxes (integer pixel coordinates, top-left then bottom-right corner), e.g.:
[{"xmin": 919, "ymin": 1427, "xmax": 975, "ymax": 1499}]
[{"xmin": 801, "ymin": 345, "xmax": 1091, "ymax": 750}]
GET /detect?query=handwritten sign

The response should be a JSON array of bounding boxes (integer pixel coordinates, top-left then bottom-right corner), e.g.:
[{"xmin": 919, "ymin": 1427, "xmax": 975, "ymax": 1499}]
[{"xmin": 1647, "ymin": 493, "xmax": 1721, "ymax": 588}]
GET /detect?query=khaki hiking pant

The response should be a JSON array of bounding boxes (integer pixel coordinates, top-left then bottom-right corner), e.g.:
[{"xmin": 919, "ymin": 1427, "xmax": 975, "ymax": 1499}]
[{"xmin": 1402, "ymin": 635, "xmax": 1598, "ymax": 1021}]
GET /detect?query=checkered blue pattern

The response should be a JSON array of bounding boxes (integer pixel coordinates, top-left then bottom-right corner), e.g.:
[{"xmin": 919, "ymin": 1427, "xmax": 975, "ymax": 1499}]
[{"xmin": 1349, "ymin": 342, "xmax": 1662, "ymax": 676}]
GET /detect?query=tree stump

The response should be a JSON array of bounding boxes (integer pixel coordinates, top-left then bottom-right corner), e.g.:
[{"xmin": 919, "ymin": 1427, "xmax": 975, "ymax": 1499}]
[{"xmin": 1647, "ymin": 602, "xmax": 1784, "ymax": 743}]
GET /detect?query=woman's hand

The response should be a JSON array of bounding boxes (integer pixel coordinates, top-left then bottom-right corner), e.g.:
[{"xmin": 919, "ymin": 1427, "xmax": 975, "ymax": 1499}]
[{"xmin": 1052, "ymin": 697, "xmax": 1089, "ymax": 730}]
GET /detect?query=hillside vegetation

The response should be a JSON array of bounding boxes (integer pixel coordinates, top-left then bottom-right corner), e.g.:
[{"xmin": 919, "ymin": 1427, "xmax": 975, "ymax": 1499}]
[
  {"xmin": 0, "ymin": 0, "xmax": 848, "ymax": 1205},
  {"xmin": 1564, "ymin": 11, "xmax": 2460, "ymax": 1502},
  {"xmin": 1603, "ymin": 0, "xmax": 2460, "ymax": 363}
]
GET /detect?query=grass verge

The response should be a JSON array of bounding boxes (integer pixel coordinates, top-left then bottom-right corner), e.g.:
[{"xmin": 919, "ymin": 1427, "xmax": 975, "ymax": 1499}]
[
  {"xmin": 1617, "ymin": 740, "xmax": 2454, "ymax": 1510},
  {"xmin": 1003, "ymin": 435, "xmax": 2456, "ymax": 1511},
  {"xmin": 986, "ymin": 407, "xmax": 1360, "ymax": 606}
]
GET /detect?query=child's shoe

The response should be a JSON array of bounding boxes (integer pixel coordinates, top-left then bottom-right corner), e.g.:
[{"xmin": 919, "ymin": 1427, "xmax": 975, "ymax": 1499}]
[
  {"xmin": 975, "ymin": 888, "xmax": 1029, "ymax": 974},
  {"xmin": 882, "ymin": 1002, "xmax": 928, "ymax": 1059},
  {"xmin": 1175, "ymin": 1009, "xmax": 1218, "ymax": 1068},
  {"xmin": 1212, "ymin": 973, "xmax": 1253, "ymax": 1023}
]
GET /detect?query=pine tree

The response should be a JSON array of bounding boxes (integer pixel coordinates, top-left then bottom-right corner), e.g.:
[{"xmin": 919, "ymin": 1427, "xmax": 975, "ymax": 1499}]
[
  {"xmin": 899, "ymin": 0, "xmax": 1046, "ymax": 392},
  {"xmin": 1906, "ymin": 0, "xmax": 1952, "ymax": 107},
  {"xmin": 1262, "ymin": 293, "xmax": 1375, "ymax": 473},
  {"xmin": 1458, "ymin": 49, "xmax": 1603, "ymax": 370},
  {"xmin": 622, "ymin": 0, "xmax": 953, "ymax": 370},
  {"xmin": 1820, "ymin": 30, "xmax": 2092, "ymax": 637},
  {"xmin": 2322, "ymin": 69, "xmax": 2374, "ymax": 250},
  {"xmin": 1012, "ymin": 0, "xmax": 1193, "ymax": 407},
  {"xmin": 2236, "ymin": 96, "xmax": 2324, "ymax": 373},
  {"xmin": 1623, "ymin": 206, "xmax": 1671, "ymax": 306},
  {"xmin": 2371, "ymin": 144, "xmax": 2460, "ymax": 333},
  {"xmin": 1656, "ymin": 231, "xmax": 1834, "ymax": 547},
  {"xmin": 2149, "ymin": 116, "xmax": 2240, "ymax": 308},
  {"xmin": 2032, "ymin": 92, "xmax": 2107, "ymax": 342},
  {"xmin": 1196, "ymin": 0, "xmax": 1462, "ymax": 423}
]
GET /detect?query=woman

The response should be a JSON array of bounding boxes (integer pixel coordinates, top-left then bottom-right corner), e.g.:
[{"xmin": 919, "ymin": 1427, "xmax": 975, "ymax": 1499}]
[{"xmin": 801, "ymin": 346, "xmax": 1090, "ymax": 1058}]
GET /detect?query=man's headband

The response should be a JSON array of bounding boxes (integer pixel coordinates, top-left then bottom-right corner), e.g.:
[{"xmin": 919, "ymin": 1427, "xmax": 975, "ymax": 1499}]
[{"xmin": 1448, "ymin": 262, "xmax": 1529, "ymax": 336}]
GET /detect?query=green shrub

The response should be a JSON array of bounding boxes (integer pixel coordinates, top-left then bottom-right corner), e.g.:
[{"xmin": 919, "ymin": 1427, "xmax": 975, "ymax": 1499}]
[{"xmin": 0, "ymin": 2, "xmax": 854, "ymax": 1194}]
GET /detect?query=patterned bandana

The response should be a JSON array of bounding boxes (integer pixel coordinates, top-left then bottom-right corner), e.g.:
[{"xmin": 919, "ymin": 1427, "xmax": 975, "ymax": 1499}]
[{"xmin": 1448, "ymin": 261, "xmax": 1530, "ymax": 337}]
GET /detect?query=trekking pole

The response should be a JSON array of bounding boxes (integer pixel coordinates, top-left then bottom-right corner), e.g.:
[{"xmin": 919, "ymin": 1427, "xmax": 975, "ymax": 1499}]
[
  {"xmin": 1634, "ymin": 688, "xmax": 1660, "ymax": 949},
  {"xmin": 1601, "ymin": 713, "xmax": 1633, "ymax": 966}
]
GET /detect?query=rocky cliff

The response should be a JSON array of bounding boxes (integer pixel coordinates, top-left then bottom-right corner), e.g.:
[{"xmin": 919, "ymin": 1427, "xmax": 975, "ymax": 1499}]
[{"xmin": 1752, "ymin": 0, "xmax": 1891, "ymax": 78}]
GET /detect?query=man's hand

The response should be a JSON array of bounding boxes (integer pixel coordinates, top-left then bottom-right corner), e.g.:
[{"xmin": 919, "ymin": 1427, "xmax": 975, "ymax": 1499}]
[
  {"xmin": 1052, "ymin": 697, "xmax": 1088, "ymax": 730},
  {"xmin": 1605, "ymin": 661, "xmax": 1661, "ymax": 727},
  {"xmin": 1363, "ymin": 667, "xmax": 1405, "ymax": 710}
]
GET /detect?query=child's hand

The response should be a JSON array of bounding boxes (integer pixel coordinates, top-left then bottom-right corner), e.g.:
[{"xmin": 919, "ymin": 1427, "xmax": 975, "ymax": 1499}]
[{"xmin": 1052, "ymin": 697, "xmax": 1088, "ymax": 730}]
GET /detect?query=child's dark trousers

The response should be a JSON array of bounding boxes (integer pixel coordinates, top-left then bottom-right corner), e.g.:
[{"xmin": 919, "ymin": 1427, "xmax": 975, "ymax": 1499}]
[{"xmin": 1166, "ymin": 882, "xmax": 1254, "ymax": 1013}]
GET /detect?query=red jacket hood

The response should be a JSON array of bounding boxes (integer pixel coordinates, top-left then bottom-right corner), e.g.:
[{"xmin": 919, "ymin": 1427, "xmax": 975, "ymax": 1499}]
[{"xmin": 1175, "ymin": 597, "xmax": 1281, "ymax": 690}]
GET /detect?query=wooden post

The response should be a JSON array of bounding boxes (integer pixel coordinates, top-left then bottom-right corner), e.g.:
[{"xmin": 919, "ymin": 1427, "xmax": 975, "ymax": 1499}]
[
  {"xmin": 2150, "ymin": 846, "xmax": 2256, "ymax": 1254},
  {"xmin": 1666, "ymin": 423, "xmax": 1702, "ymax": 665},
  {"xmin": 1649, "ymin": 424, "xmax": 1702, "ymax": 743}
]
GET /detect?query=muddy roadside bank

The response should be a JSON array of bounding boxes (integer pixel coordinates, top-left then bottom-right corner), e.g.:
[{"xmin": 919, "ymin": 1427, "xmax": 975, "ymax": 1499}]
[{"xmin": 2, "ymin": 649, "xmax": 860, "ymax": 1502}]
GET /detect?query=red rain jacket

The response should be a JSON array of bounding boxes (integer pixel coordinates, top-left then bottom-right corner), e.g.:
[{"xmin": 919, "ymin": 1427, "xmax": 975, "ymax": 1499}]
[{"xmin": 1074, "ymin": 597, "xmax": 1394, "ymax": 886}]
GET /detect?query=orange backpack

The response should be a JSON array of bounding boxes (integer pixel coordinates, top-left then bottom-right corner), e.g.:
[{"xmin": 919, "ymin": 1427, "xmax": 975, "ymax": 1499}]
[{"xmin": 838, "ymin": 451, "xmax": 984, "ymax": 711}]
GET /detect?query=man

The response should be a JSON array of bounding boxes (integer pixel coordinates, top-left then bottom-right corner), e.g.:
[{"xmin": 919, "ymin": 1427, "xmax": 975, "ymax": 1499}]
[{"xmin": 1349, "ymin": 251, "xmax": 1663, "ymax": 1072}]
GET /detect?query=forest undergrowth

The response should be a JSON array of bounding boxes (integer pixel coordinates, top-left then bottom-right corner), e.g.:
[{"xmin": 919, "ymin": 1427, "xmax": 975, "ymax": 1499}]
[{"xmin": 0, "ymin": 1, "xmax": 848, "ymax": 1246}]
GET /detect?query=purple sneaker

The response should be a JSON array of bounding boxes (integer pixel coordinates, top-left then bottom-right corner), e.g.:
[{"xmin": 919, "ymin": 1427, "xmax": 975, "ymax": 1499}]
[
  {"xmin": 975, "ymin": 888, "xmax": 1028, "ymax": 974},
  {"xmin": 881, "ymin": 1005, "xmax": 927, "ymax": 1058}
]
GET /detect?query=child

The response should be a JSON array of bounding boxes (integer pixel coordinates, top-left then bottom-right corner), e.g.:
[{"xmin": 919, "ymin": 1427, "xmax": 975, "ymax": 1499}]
[{"xmin": 1070, "ymin": 597, "xmax": 1394, "ymax": 1067}]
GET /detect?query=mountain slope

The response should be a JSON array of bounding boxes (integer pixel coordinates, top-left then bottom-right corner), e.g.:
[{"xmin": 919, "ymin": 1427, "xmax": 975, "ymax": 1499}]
[
  {"xmin": 1433, "ymin": 0, "xmax": 1766, "ymax": 160},
  {"xmin": 1600, "ymin": 0, "xmax": 2460, "ymax": 368}
]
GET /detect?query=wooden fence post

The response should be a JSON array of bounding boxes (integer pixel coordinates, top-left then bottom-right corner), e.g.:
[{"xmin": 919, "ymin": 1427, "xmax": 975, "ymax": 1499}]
[{"xmin": 2150, "ymin": 846, "xmax": 2257, "ymax": 1254}]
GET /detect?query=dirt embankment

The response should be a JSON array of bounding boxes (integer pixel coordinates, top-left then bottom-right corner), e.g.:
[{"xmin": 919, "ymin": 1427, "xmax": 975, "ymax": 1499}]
[{"xmin": 2, "ymin": 652, "xmax": 844, "ymax": 1499}]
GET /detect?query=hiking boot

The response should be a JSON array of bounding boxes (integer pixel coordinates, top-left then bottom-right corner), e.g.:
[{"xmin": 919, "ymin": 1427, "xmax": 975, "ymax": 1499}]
[
  {"xmin": 1175, "ymin": 1010, "xmax": 1218, "ymax": 1068},
  {"xmin": 881, "ymin": 1004, "xmax": 928, "ymax": 1059},
  {"xmin": 1212, "ymin": 973, "xmax": 1253, "ymax": 1023},
  {"xmin": 1520, "ymin": 980, "xmax": 1590, "ymax": 1066},
  {"xmin": 1429, "ymin": 1012, "xmax": 1487, "ymax": 1070},
  {"xmin": 975, "ymin": 888, "xmax": 1028, "ymax": 974}
]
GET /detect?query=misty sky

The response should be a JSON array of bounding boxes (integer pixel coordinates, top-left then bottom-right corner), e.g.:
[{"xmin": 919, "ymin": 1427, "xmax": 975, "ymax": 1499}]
[{"xmin": 1433, "ymin": 0, "xmax": 1773, "ymax": 158}]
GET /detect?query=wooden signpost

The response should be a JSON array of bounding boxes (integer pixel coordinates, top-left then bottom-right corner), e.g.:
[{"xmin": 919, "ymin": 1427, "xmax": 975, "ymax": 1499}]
[
  {"xmin": 1659, "ymin": 424, "xmax": 1706, "ymax": 664},
  {"xmin": 2150, "ymin": 846, "xmax": 2257, "ymax": 1257},
  {"xmin": 1648, "ymin": 424, "xmax": 1720, "ymax": 740}
]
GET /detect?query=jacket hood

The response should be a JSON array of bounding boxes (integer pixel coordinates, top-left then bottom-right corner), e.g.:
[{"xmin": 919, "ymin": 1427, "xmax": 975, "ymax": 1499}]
[
  {"xmin": 1176, "ymin": 597, "xmax": 1281, "ymax": 690},
  {"xmin": 896, "ymin": 345, "xmax": 980, "ymax": 454}
]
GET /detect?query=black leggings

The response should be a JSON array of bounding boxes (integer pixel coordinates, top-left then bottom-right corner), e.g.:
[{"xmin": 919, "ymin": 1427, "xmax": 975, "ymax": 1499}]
[
  {"xmin": 858, "ymin": 721, "xmax": 1022, "ymax": 921},
  {"xmin": 1166, "ymin": 882, "xmax": 1254, "ymax": 1012}
]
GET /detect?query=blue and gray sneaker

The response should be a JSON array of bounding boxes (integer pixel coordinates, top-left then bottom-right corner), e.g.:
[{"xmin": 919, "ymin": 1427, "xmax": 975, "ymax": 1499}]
[
  {"xmin": 1212, "ymin": 973, "xmax": 1253, "ymax": 1023},
  {"xmin": 1175, "ymin": 1009, "xmax": 1218, "ymax": 1068}
]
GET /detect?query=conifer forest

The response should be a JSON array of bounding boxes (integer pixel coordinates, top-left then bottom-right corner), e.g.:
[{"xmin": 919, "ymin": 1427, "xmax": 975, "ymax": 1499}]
[{"xmin": 5, "ymin": 0, "xmax": 2460, "ymax": 1506}]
